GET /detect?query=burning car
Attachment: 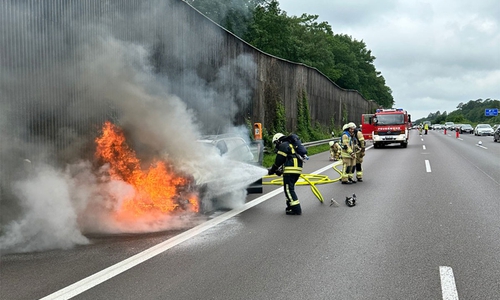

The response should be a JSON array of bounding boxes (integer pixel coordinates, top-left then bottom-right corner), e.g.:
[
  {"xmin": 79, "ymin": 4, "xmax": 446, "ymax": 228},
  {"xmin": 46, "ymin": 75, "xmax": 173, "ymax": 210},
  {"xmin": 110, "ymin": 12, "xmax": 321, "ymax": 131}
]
[
  {"xmin": 195, "ymin": 134, "xmax": 265, "ymax": 211},
  {"xmin": 95, "ymin": 123, "xmax": 264, "ymax": 218}
]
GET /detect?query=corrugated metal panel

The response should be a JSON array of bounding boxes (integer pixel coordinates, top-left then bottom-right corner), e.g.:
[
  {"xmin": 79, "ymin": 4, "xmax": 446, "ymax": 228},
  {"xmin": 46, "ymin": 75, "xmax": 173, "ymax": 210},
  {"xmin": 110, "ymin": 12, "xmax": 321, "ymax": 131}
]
[{"xmin": 0, "ymin": 0, "xmax": 376, "ymax": 212}]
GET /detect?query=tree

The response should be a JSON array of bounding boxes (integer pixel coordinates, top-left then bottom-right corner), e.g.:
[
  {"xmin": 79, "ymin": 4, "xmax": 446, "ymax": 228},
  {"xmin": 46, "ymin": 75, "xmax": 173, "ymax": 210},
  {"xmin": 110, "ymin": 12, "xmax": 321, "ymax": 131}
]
[
  {"xmin": 190, "ymin": 0, "xmax": 394, "ymax": 107},
  {"xmin": 186, "ymin": 0, "xmax": 266, "ymax": 37}
]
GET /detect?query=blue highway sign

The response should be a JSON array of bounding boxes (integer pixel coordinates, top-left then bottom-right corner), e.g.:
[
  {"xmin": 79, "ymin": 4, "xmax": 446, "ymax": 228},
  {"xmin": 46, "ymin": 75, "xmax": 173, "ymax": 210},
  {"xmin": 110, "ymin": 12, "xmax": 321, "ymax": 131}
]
[{"xmin": 485, "ymin": 108, "xmax": 498, "ymax": 116}]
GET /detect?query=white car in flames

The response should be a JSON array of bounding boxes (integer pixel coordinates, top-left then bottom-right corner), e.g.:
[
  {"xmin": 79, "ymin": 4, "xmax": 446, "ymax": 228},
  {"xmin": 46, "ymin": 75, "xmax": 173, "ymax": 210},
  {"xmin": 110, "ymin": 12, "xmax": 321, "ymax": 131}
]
[{"xmin": 195, "ymin": 134, "xmax": 265, "ymax": 211}]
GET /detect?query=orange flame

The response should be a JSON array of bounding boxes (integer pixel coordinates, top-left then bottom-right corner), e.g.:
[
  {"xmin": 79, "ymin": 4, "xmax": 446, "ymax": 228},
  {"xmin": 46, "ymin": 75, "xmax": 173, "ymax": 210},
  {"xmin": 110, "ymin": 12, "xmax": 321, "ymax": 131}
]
[{"xmin": 95, "ymin": 121, "xmax": 199, "ymax": 221}]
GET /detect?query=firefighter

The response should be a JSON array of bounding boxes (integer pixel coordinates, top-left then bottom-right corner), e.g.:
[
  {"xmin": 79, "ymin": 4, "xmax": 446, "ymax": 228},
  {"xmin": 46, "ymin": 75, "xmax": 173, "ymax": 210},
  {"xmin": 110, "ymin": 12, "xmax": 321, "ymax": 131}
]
[
  {"xmin": 329, "ymin": 141, "xmax": 341, "ymax": 161},
  {"xmin": 267, "ymin": 133, "xmax": 303, "ymax": 215},
  {"xmin": 340, "ymin": 123, "xmax": 357, "ymax": 184},
  {"xmin": 350, "ymin": 122, "xmax": 366, "ymax": 182},
  {"xmin": 424, "ymin": 122, "xmax": 429, "ymax": 135}
]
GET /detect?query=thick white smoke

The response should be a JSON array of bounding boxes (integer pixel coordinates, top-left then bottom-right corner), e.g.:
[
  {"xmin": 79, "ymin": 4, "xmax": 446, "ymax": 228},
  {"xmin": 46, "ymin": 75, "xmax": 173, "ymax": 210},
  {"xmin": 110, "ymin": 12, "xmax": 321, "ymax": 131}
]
[
  {"xmin": 0, "ymin": 2, "xmax": 265, "ymax": 255},
  {"xmin": 0, "ymin": 163, "xmax": 90, "ymax": 252}
]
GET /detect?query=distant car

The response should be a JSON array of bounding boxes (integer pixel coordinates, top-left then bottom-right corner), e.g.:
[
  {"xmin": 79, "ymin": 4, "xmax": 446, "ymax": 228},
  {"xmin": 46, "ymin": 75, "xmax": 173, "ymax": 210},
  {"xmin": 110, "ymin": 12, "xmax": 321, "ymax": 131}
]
[
  {"xmin": 444, "ymin": 122, "xmax": 455, "ymax": 130},
  {"xmin": 474, "ymin": 124, "xmax": 494, "ymax": 136},
  {"xmin": 459, "ymin": 124, "xmax": 473, "ymax": 134},
  {"xmin": 494, "ymin": 126, "xmax": 500, "ymax": 142}
]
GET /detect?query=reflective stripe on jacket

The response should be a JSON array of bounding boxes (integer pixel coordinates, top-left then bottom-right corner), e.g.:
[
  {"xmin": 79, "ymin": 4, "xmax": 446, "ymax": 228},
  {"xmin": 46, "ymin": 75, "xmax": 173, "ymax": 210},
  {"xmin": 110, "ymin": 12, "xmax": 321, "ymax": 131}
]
[{"xmin": 274, "ymin": 142, "xmax": 303, "ymax": 174}]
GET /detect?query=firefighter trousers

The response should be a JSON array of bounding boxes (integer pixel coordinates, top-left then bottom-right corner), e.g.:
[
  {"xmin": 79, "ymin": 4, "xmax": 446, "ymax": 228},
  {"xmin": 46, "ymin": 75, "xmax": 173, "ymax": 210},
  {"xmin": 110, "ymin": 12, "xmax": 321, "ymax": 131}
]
[
  {"xmin": 341, "ymin": 156, "xmax": 356, "ymax": 182},
  {"xmin": 283, "ymin": 173, "xmax": 300, "ymax": 207},
  {"xmin": 354, "ymin": 152, "xmax": 364, "ymax": 179}
]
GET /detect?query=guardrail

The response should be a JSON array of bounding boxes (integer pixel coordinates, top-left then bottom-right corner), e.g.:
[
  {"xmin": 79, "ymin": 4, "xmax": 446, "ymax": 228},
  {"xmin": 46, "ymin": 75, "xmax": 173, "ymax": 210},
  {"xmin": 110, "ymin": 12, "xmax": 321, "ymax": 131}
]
[
  {"xmin": 302, "ymin": 137, "xmax": 341, "ymax": 148},
  {"xmin": 264, "ymin": 137, "xmax": 341, "ymax": 153}
]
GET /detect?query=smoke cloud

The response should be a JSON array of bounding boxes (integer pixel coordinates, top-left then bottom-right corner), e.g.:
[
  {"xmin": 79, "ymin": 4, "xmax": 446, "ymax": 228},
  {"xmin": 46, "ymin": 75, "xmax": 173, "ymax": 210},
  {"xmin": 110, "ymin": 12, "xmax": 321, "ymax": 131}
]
[{"xmin": 0, "ymin": 0, "xmax": 265, "ymax": 255}]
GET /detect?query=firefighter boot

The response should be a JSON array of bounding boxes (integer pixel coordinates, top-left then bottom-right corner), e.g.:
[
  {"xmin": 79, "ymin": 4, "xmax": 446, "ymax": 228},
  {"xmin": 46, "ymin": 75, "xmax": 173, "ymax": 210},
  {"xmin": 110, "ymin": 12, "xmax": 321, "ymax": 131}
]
[{"xmin": 286, "ymin": 201, "xmax": 302, "ymax": 215}]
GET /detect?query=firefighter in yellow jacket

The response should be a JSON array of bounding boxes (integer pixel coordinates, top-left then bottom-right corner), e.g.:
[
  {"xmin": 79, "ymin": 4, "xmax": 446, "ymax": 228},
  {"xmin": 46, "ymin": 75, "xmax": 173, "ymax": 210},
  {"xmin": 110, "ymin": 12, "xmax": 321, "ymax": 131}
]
[
  {"xmin": 349, "ymin": 122, "xmax": 366, "ymax": 182},
  {"xmin": 329, "ymin": 140, "xmax": 341, "ymax": 161},
  {"xmin": 341, "ymin": 123, "xmax": 357, "ymax": 184}
]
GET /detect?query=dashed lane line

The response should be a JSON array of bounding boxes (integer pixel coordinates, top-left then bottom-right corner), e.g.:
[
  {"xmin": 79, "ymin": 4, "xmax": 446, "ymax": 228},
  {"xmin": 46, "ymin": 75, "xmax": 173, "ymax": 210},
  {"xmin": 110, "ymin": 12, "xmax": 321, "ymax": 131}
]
[
  {"xmin": 425, "ymin": 160, "xmax": 432, "ymax": 172},
  {"xmin": 440, "ymin": 266, "xmax": 459, "ymax": 300}
]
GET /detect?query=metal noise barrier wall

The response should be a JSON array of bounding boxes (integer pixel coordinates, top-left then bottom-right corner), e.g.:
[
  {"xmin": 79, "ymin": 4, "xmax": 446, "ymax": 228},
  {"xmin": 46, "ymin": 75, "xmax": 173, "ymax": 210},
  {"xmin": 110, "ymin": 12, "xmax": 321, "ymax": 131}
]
[{"xmin": 0, "ymin": 0, "xmax": 376, "ymax": 205}]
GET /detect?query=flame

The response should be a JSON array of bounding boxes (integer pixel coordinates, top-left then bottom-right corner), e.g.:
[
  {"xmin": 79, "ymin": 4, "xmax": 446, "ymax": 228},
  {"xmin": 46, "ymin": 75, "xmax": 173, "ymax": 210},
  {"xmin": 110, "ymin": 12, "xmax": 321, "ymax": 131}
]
[{"xmin": 95, "ymin": 121, "xmax": 199, "ymax": 222}]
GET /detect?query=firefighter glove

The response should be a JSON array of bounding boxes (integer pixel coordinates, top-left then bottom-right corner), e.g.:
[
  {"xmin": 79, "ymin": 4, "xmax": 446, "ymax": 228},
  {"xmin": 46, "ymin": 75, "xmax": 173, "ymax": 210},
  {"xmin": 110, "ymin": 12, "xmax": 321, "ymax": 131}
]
[
  {"xmin": 267, "ymin": 168, "xmax": 275, "ymax": 176},
  {"xmin": 268, "ymin": 164, "xmax": 279, "ymax": 176},
  {"xmin": 275, "ymin": 167, "xmax": 283, "ymax": 176}
]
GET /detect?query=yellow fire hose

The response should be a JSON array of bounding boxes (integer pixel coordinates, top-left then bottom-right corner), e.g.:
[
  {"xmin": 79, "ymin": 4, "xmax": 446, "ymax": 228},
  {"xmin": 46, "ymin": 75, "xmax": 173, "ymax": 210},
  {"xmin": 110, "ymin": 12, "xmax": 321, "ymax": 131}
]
[{"xmin": 263, "ymin": 163, "xmax": 343, "ymax": 203}]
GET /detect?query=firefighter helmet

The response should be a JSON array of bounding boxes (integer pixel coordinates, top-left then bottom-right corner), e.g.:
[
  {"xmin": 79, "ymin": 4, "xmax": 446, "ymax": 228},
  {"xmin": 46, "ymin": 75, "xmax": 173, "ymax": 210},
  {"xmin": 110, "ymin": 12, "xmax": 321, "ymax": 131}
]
[
  {"xmin": 348, "ymin": 122, "xmax": 357, "ymax": 129},
  {"xmin": 345, "ymin": 194, "xmax": 357, "ymax": 207},
  {"xmin": 342, "ymin": 124, "xmax": 349, "ymax": 131},
  {"xmin": 329, "ymin": 141, "xmax": 334, "ymax": 147},
  {"xmin": 272, "ymin": 133, "xmax": 285, "ymax": 144}
]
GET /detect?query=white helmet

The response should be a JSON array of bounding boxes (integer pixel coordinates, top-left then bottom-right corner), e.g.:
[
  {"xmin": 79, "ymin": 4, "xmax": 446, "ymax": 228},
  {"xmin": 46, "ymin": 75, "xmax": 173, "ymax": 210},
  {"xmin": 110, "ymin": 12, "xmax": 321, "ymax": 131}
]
[
  {"xmin": 329, "ymin": 141, "xmax": 334, "ymax": 146},
  {"xmin": 342, "ymin": 124, "xmax": 349, "ymax": 131},
  {"xmin": 272, "ymin": 133, "xmax": 284, "ymax": 144},
  {"xmin": 348, "ymin": 122, "xmax": 357, "ymax": 129},
  {"xmin": 478, "ymin": 141, "xmax": 483, "ymax": 145}
]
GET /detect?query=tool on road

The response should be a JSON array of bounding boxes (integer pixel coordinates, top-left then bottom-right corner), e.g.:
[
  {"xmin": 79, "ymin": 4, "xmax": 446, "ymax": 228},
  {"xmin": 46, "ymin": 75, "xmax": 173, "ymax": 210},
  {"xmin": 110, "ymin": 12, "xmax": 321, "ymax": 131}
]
[{"xmin": 330, "ymin": 198, "xmax": 340, "ymax": 207}]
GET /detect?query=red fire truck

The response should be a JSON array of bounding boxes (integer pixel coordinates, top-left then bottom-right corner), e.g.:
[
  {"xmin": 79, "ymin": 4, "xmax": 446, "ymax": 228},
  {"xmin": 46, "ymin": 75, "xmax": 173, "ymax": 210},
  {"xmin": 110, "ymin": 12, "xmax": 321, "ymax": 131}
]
[{"xmin": 361, "ymin": 108, "xmax": 411, "ymax": 148}]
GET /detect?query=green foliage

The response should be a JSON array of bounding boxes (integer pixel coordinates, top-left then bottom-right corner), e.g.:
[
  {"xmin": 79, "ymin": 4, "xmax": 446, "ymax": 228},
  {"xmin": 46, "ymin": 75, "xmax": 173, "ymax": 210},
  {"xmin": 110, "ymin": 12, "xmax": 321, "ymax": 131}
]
[
  {"xmin": 189, "ymin": 0, "xmax": 396, "ymax": 141},
  {"xmin": 342, "ymin": 102, "xmax": 348, "ymax": 124},
  {"xmin": 296, "ymin": 90, "xmax": 331, "ymax": 141},
  {"xmin": 240, "ymin": 0, "xmax": 393, "ymax": 107},
  {"xmin": 262, "ymin": 100, "xmax": 286, "ymax": 150},
  {"xmin": 421, "ymin": 98, "xmax": 500, "ymax": 125},
  {"xmin": 446, "ymin": 111, "xmax": 468, "ymax": 123},
  {"xmin": 243, "ymin": 1, "xmax": 296, "ymax": 59},
  {"xmin": 186, "ymin": 0, "xmax": 266, "ymax": 37},
  {"xmin": 263, "ymin": 143, "xmax": 330, "ymax": 168},
  {"xmin": 274, "ymin": 101, "xmax": 286, "ymax": 134},
  {"xmin": 263, "ymin": 90, "xmax": 332, "ymax": 167},
  {"xmin": 296, "ymin": 90, "xmax": 312, "ymax": 141}
]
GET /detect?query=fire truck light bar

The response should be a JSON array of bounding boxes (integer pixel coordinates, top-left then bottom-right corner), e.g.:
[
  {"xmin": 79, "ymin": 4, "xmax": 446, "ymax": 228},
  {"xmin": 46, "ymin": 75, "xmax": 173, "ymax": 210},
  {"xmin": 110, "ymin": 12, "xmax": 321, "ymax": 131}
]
[{"xmin": 376, "ymin": 108, "xmax": 404, "ymax": 113}]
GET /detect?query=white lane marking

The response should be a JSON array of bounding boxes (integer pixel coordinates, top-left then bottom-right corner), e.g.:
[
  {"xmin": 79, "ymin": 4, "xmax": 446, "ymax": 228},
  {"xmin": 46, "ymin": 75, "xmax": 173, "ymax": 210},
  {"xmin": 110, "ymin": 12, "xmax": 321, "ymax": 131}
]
[
  {"xmin": 41, "ymin": 188, "xmax": 283, "ymax": 299},
  {"xmin": 476, "ymin": 144, "xmax": 488, "ymax": 149},
  {"xmin": 440, "ymin": 266, "xmax": 459, "ymax": 300},
  {"xmin": 422, "ymin": 145, "xmax": 426, "ymax": 150},
  {"xmin": 421, "ymin": 138, "xmax": 424, "ymax": 141},
  {"xmin": 41, "ymin": 153, "xmax": 353, "ymax": 299},
  {"xmin": 457, "ymin": 138, "xmax": 463, "ymax": 141},
  {"xmin": 425, "ymin": 160, "xmax": 432, "ymax": 172}
]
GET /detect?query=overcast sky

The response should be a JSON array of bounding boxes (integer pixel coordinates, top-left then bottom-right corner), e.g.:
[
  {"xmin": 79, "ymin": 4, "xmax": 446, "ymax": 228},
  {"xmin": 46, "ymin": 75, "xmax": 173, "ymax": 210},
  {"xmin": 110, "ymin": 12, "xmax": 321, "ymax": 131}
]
[{"xmin": 278, "ymin": 0, "xmax": 500, "ymax": 120}]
